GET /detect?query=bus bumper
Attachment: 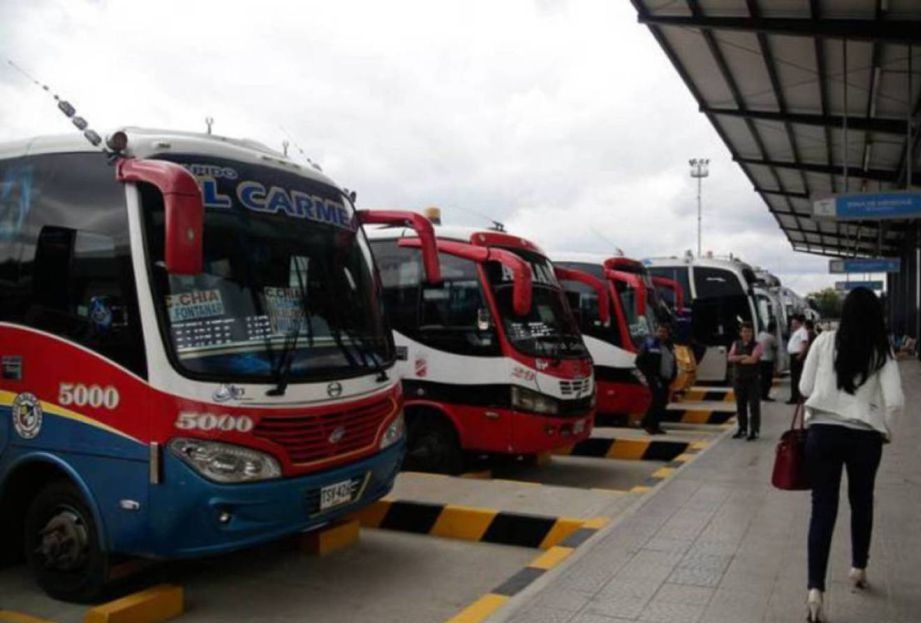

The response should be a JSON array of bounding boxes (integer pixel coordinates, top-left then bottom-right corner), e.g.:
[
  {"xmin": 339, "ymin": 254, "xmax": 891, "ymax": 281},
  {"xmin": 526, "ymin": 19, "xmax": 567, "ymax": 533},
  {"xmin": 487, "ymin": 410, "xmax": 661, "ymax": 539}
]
[
  {"xmin": 143, "ymin": 440, "xmax": 404, "ymax": 558},
  {"xmin": 596, "ymin": 380, "xmax": 652, "ymax": 418},
  {"xmin": 501, "ymin": 409, "xmax": 594, "ymax": 455}
]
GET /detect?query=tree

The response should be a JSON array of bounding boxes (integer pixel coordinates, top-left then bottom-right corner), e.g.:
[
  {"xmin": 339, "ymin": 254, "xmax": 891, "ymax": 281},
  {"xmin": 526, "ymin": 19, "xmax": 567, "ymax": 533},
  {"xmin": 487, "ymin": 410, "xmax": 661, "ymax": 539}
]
[{"xmin": 809, "ymin": 287, "xmax": 843, "ymax": 319}]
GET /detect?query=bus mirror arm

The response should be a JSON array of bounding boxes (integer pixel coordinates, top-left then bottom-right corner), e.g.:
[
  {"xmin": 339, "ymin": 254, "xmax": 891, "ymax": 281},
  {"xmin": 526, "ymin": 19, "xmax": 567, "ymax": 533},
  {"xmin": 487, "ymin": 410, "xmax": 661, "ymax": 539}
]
[
  {"xmin": 606, "ymin": 269, "xmax": 648, "ymax": 317},
  {"xmin": 116, "ymin": 158, "xmax": 204, "ymax": 275},
  {"xmin": 651, "ymin": 276, "xmax": 685, "ymax": 313},
  {"xmin": 397, "ymin": 238, "xmax": 533, "ymax": 316},
  {"xmin": 553, "ymin": 266, "xmax": 611, "ymax": 326},
  {"xmin": 357, "ymin": 210, "xmax": 442, "ymax": 284}
]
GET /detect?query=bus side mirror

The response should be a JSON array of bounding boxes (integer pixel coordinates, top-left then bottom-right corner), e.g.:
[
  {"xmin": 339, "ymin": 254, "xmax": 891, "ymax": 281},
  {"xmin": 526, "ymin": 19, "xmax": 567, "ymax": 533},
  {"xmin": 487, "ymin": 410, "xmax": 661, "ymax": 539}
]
[
  {"xmin": 116, "ymin": 158, "xmax": 203, "ymax": 275},
  {"xmin": 357, "ymin": 210, "xmax": 442, "ymax": 284}
]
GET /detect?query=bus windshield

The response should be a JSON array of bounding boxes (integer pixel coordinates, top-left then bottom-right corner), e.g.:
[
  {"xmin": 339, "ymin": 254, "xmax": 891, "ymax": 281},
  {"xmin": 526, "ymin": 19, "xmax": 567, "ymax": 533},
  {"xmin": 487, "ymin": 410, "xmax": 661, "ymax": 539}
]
[
  {"xmin": 485, "ymin": 250, "xmax": 586, "ymax": 359},
  {"xmin": 141, "ymin": 155, "xmax": 393, "ymax": 383}
]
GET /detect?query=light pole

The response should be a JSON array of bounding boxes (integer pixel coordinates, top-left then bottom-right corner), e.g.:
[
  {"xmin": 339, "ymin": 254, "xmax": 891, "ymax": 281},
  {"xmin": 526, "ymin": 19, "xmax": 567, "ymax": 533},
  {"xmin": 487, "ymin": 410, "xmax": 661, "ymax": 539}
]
[{"xmin": 689, "ymin": 158, "xmax": 709, "ymax": 257}]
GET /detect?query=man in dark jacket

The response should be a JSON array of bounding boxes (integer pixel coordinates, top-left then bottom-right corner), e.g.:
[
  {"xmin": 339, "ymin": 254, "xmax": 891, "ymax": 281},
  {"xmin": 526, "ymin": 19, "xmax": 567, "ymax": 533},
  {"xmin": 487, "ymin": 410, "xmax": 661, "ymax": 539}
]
[
  {"xmin": 636, "ymin": 324, "xmax": 677, "ymax": 435},
  {"xmin": 728, "ymin": 321, "xmax": 763, "ymax": 441}
]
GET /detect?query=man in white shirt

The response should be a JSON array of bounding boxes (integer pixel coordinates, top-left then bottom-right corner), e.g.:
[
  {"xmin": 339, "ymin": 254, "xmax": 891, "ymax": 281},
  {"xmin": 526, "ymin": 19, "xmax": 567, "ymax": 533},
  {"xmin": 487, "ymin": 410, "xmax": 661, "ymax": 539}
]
[{"xmin": 786, "ymin": 315, "xmax": 809, "ymax": 404}]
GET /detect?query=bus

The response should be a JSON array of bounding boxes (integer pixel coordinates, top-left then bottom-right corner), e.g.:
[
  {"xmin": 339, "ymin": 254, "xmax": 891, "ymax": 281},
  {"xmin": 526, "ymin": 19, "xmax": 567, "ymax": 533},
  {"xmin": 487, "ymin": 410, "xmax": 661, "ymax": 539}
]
[
  {"xmin": 644, "ymin": 254, "xmax": 759, "ymax": 383},
  {"xmin": 0, "ymin": 129, "xmax": 442, "ymax": 600},
  {"xmin": 367, "ymin": 222, "xmax": 595, "ymax": 474},
  {"xmin": 753, "ymin": 269, "xmax": 790, "ymax": 374},
  {"xmin": 551, "ymin": 253, "xmax": 652, "ymax": 422}
]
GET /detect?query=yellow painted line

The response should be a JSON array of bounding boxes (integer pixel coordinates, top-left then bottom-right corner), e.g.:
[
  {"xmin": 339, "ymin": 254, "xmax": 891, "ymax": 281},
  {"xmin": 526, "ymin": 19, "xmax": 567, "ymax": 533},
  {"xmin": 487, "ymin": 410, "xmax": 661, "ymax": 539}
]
[
  {"xmin": 84, "ymin": 585, "xmax": 183, "ymax": 623},
  {"xmin": 582, "ymin": 516, "xmax": 610, "ymax": 530},
  {"xmin": 672, "ymin": 453, "xmax": 693, "ymax": 463},
  {"xmin": 352, "ymin": 498, "xmax": 393, "ymax": 528},
  {"xmin": 631, "ymin": 485, "xmax": 653, "ymax": 493},
  {"xmin": 0, "ymin": 612, "xmax": 55, "ymax": 623},
  {"xmin": 690, "ymin": 441, "xmax": 709, "ymax": 451},
  {"xmin": 608, "ymin": 438, "xmax": 648, "ymax": 460},
  {"xmin": 299, "ymin": 519, "xmax": 360, "ymax": 556},
  {"xmin": 651, "ymin": 467, "xmax": 676, "ymax": 479},
  {"xmin": 683, "ymin": 389, "xmax": 705, "ymax": 401},
  {"xmin": 431, "ymin": 505, "xmax": 496, "ymax": 542},
  {"xmin": 590, "ymin": 487, "xmax": 628, "ymax": 495},
  {"xmin": 445, "ymin": 594, "xmax": 510, "ymax": 623},
  {"xmin": 551, "ymin": 443, "xmax": 575, "ymax": 456},
  {"xmin": 529, "ymin": 545, "xmax": 574, "ymax": 570},
  {"xmin": 534, "ymin": 452, "xmax": 553, "ymax": 466},
  {"xmin": 539, "ymin": 517, "xmax": 584, "ymax": 550},
  {"xmin": 724, "ymin": 392, "xmax": 736, "ymax": 403},
  {"xmin": 459, "ymin": 470, "xmax": 492, "ymax": 480}
]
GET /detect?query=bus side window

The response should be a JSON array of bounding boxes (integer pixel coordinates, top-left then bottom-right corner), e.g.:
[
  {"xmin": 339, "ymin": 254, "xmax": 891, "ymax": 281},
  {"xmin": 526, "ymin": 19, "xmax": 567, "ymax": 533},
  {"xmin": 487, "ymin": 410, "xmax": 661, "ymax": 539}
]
[{"xmin": 13, "ymin": 152, "xmax": 147, "ymax": 378}]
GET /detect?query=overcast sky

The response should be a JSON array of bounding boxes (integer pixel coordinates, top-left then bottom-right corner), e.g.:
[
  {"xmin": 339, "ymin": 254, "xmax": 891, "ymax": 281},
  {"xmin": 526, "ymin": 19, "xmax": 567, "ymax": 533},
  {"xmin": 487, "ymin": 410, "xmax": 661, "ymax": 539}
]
[{"xmin": 1, "ymin": 0, "xmax": 847, "ymax": 294}]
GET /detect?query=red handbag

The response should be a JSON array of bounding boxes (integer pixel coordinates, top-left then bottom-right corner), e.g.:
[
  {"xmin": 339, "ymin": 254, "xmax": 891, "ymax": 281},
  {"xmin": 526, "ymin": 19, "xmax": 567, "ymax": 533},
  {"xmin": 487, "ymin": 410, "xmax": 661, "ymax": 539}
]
[{"xmin": 771, "ymin": 402, "xmax": 812, "ymax": 490}]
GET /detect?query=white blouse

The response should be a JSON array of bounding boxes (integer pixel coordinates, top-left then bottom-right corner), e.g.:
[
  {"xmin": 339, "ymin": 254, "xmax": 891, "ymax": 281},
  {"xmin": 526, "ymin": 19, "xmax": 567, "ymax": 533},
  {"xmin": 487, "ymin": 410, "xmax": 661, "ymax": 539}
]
[{"xmin": 799, "ymin": 330, "xmax": 904, "ymax": 440}]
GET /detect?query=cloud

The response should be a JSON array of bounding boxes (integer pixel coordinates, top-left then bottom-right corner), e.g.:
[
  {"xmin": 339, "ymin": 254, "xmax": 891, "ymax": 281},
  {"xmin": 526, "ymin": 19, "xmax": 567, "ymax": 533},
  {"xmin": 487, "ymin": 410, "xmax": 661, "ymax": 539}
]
[{"xmin": 0, "ymin": 0, "xmax": 849, "ymax": 295}]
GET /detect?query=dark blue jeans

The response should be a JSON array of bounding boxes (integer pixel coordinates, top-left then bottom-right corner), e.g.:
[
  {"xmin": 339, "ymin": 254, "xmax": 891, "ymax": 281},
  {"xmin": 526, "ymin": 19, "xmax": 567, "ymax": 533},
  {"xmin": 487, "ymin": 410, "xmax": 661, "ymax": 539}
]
[{"xmin": 806, "ymin": 424, "xmax": 883, "ymax": 591}]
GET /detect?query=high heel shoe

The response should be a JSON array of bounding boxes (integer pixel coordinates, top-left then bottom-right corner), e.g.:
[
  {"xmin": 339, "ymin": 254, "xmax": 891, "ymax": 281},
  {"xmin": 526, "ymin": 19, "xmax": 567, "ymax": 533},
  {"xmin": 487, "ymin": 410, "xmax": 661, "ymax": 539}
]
[
  {"xmin": 849, "ymin": 567, "xmax": 868, "ymax": 590},
  {"xmin": 806, "ymin": 589, "xmax": 824, "ymax": 622}
]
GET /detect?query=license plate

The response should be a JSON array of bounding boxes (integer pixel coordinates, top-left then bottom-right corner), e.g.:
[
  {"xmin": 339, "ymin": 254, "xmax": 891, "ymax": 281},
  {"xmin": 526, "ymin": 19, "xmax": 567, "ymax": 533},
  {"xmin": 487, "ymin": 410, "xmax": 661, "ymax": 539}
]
[{"xmin": 319, "ymin": 480, "xmax": 353, "ymax": 511}]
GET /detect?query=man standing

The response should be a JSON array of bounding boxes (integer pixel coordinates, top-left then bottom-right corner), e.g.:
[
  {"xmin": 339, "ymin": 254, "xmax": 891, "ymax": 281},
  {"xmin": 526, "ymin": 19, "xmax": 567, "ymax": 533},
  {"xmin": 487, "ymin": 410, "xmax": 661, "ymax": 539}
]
[
  {"xmin": 787, "ymin": 315, "xmax": 809, "ymax": 404},
  {"xmin": 756, "ymin": 321, "xmax": 777, "ymax": 401},
  {"xmin": 728, "ymin": 321, "xmax": 763, "ymax": 441},
  {"xmin": 636, "ymin": 324, "xmax": 677, "ymax": 436}
]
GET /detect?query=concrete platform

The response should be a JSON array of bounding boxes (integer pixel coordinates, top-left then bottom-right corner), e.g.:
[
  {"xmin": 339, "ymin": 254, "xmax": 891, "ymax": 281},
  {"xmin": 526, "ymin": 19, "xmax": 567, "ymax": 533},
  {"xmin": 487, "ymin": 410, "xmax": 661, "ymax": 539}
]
[
  {"xmin": 394, "ymin": 472, "xmax": 633, "ymax": 519},
  {"xmin": 494, "ymin": 361, "xmax": 921, "ymax": 623}
]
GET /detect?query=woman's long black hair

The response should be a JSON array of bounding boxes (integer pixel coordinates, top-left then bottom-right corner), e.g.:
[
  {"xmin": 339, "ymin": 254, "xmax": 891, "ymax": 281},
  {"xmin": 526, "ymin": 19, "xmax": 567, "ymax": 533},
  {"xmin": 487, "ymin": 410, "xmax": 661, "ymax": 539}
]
[{"xmin": 835, "ymin": 287, "xmax": 891, "ymax": 394}]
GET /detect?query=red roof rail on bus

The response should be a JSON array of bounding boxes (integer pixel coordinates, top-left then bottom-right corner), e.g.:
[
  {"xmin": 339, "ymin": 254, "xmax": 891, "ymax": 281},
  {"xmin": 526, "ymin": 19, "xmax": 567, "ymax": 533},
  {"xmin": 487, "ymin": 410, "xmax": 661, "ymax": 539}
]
[
  {"xmin": 357, "ymin": 210, "xmax": 442, "ymax": 284},
  {"xmin": 651, "ymin": 275, "xmax": 685, "ymax": 312},
  {"xmin": 116, "ymin": 158, "xmax": 203, "ymax": 275},
  {"xmin": 554, "ymin": 265, "xmax": 611, "ymax": 326},
  {"xmin": 399, "ymin": 238, "xmax": 533, "ymax": 316},
  {"xmin": 606, "ymin": 269, "xmax": 648, "ymax": 316}
]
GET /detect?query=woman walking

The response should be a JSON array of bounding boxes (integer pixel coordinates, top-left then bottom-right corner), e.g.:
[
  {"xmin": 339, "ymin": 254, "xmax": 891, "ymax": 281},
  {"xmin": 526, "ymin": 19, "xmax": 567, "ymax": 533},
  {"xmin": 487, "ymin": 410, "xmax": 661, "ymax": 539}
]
[{"xmin": 799, "ymin": 288, "xmax": 904, "ymax": 622}]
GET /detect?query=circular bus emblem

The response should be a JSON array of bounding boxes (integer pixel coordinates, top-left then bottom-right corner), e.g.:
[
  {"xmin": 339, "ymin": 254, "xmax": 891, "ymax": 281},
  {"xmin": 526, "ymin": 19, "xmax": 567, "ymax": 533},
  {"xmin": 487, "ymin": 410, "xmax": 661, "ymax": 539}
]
[
  {"xmin": 326, "ymin": 382, "xmax": 343, "ymax": 398},
  {"xmin": 329, "ymin": 426, "xmax": 346, "ymax": 444},
  {"xmin": 12, "ymin": 392, "xmax": 43, "ymax": 439}
]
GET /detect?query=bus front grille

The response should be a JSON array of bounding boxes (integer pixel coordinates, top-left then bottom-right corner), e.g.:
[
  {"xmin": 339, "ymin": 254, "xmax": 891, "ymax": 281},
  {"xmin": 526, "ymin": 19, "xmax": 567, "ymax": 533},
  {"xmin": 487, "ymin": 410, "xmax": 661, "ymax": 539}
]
[{"xmin": 253, "ymin": 397, "xmax": 394, "ymax": 465}]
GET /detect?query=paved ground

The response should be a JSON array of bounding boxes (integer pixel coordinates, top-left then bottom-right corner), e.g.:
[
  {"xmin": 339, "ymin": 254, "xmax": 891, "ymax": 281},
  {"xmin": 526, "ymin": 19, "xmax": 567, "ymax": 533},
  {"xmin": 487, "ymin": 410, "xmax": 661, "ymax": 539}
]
[{"xmin": 495, "ymin": 360, "xmax": 921, "ymax": 623}]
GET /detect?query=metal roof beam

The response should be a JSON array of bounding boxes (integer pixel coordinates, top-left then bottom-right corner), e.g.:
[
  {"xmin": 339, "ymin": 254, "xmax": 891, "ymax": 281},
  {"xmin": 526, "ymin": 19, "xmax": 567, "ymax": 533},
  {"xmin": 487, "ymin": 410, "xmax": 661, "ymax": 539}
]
[
  {"xmin": 703, "ymin": 106, "xmax": 908, "ymax": 135},
  {"xmin": 737, "ymin": 157, "xmax": 918, "ymax": 182},
  {"xmin": 759, "ymin": 188, "xmax": 811, "ymax": 200},
  {"xmin": 636, "ymin": 15, "xmax": 921, "ymax": 45}
]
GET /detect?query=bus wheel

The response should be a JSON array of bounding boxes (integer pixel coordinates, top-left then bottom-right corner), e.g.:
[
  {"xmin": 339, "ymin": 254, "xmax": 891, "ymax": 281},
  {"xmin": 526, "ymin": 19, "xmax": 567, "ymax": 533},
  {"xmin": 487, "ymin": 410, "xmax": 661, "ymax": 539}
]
[
  {"xmin": 405, "ymin": 417, "xmax": 464, "ymax": 475},
  {"xmin": 24, "ymin": 481, "xmax": 109, "ymax": 603}
]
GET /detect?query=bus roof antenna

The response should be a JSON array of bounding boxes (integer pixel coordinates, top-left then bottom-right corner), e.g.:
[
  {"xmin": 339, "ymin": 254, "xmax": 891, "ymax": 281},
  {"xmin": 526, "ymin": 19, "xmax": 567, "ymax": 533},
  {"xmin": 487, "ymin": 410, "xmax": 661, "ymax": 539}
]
[
  {"xmin": 490, "ymin": 220, "xmax": 505, "ymax": 232},
  {"xmin": 6, "ymin": 59, "xmax": 108, "ymax": 152},
  {"xmin": 205, "ymin": 117, "xmax": 214, "ymax": 135}
]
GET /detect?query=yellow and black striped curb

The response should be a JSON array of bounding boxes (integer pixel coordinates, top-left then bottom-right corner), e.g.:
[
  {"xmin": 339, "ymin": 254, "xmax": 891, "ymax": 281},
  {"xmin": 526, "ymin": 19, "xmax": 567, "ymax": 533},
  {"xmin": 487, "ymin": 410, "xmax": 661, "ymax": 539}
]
[
  {"xmin": 553, "ymin": 437, "xmax": 691, "ymax": 462},
  {"xmin": 0, "ymin": 612, "xmax": 55, "ymax": 623},
  {"xmin": 595, "ymin": 409, "xmax": 735, "ymax": 428},
  {"xmin": 662, "ymin": 408, "xmax": 736, "ymax": 425},
  {"xmin": 445, "ymin": 518, "xmax": 608, "ymax": 623},
  {"xmin": 629, "ymin": 440, "xmax": 709, "ymax": 493},
  {"xmin": 683, "ymin": 388, "xmax": 736, "ymax": 402},
  {"xmin": 353, "ymin": 499, "xmax": 603, "ymax": 550}
]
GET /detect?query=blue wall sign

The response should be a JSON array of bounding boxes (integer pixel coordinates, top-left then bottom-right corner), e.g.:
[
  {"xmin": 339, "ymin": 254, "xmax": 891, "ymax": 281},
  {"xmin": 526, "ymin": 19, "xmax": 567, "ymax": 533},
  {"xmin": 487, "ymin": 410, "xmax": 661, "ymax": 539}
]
[
  {"xmin": 814, "ymin": 191, "xmax": 921, "ymax": 221},
  {"xmin": 829, "ymin": 258, "xmax": 901, "ymax": 274},
  {"xmin": 835, "ymin": 280, "xmax": 884, "ymax": 291}
]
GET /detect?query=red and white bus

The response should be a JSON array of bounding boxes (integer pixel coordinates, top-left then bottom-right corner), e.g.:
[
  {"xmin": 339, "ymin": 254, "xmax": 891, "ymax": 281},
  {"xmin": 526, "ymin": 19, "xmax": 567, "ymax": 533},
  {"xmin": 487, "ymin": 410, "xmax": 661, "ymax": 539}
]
[
  {"xmin": 551, "ymin": 253, "xmax": 654, "ymax": 422},
  {"xmin": 0, "ymin": 129, "xmax": 441, "ymax": 600},
  {"xmin": 367, "ymin": 222, "xmax": 595, "ymax": 473}
]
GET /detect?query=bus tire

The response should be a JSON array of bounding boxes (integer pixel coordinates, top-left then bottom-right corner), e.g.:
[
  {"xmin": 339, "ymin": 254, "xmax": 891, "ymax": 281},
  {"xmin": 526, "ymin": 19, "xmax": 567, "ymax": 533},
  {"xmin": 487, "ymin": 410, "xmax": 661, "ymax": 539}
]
[
  {"xmin": 405, "ymin": 416, "xmax": 464, "ymax": 475},
  {"xmin": 24, "ymin": 480, "xmax": 109, "ymax": 603}
]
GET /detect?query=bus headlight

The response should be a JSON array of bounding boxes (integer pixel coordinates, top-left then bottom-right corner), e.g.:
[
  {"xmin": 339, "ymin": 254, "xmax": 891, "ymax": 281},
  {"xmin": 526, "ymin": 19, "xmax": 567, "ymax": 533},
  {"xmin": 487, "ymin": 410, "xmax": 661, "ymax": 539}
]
[
  {"xmin": 169, "ymin": 438, "xmax": 281, "ymax": 483},
  {"xmin": 380, "ymin": 412, "xmax": 405, "ymax": 449},
  {"xmin": 511, "ymin": 386, "xmax": 560, "ymax": 415}
]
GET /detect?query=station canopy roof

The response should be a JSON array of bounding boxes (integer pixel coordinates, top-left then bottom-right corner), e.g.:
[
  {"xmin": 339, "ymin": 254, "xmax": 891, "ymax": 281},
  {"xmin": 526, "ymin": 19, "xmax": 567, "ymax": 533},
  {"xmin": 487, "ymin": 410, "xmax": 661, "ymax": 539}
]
[{"xmin": 631, "ymin": 0, "xmax": 921, "ymax": 258}]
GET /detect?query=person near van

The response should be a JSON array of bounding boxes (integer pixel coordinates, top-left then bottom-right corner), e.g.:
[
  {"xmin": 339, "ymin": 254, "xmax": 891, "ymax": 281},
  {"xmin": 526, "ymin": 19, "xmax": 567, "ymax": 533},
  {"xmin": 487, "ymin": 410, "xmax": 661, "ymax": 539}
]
[
  {"xmin": 728, "ymin": 321, "xmax": 763, "ymax": 440},
  {"xmin": 635, "ymin": 323, "xmax": 677, "ymax": 436},
  {"xmin": 799, "ymin": 288, "xmax": 904, "ymax": 622},
  {"xmin": 757, "ymin": 321, "xmax": 777, "ymax": 401},
  {"xmin": 787, "ymin": 315, "xmax": 809, "ymax": 404}
]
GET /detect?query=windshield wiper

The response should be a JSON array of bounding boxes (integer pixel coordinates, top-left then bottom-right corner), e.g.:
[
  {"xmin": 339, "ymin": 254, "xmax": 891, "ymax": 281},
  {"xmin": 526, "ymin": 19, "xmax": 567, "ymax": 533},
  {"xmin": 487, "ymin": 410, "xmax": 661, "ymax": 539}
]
[{"xmin": 267, "ymin": 256, "xmax": 315, "ymax": 397}]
